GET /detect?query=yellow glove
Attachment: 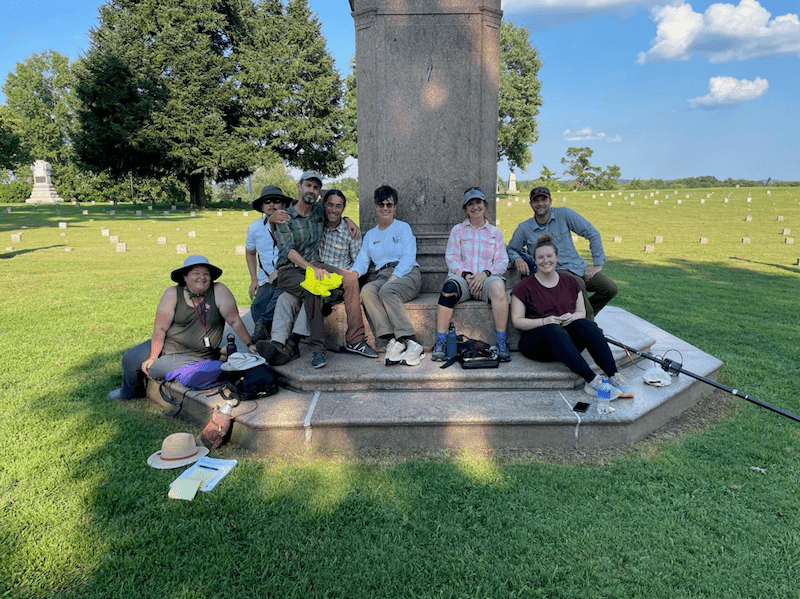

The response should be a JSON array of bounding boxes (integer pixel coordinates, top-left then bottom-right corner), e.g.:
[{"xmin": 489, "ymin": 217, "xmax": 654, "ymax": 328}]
[{"xmin": 299, "ymin": 266, "xmax": 343, "ymax": 296}]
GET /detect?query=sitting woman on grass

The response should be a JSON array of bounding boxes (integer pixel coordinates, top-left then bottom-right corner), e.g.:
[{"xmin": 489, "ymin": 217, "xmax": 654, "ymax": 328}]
[
  {"xmin": 107, "ymin": 255, "xmax": 256, "ymax": 399},
  {"xmin": 510, "ymin": 235, "xmax": 633, "ymax": 400}
]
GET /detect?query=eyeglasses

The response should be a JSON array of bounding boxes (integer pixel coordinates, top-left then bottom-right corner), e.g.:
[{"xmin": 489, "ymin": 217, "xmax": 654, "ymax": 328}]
[
  {"xmin": 377, "ymin": 202, "xmax": 395, "ymax": 208},
  {"xmin": 263, "ymin": 198, "xmax": 285, "ymax": 205}
]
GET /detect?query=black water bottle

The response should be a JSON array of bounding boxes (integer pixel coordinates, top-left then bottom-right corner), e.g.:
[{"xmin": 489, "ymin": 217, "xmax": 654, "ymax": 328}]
[
  {"xmin": 226, "ymin": 334, "xmax": 237, "ymax": 357},
  {"xmin": 446, "ymin": 323, "xmax": 457, "ymax": 359}
]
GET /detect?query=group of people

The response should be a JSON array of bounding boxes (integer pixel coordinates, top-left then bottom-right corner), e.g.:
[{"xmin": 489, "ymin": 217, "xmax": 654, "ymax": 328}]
[{"xmin": 109, "ymin": 179, "xmax": 633, "ymax": 402}]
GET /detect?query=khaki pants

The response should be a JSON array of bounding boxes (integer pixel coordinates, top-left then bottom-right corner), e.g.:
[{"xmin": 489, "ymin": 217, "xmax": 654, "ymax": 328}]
[{"xmin": 361, "ymin": 265, "xmax": 422, "ymax": 340}]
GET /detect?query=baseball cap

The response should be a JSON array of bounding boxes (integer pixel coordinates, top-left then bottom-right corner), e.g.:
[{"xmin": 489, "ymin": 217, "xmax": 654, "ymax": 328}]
[
  {"xmin": 462, "ymin": 187, "xmax": 486, "ymax": 206},
  {"xmin": 530, "ymin": 186, "xmax": 551, "ymax": 200},
  {"xmin": 299, "ymin": 170, "xmax": 323, "ymax": 185}
]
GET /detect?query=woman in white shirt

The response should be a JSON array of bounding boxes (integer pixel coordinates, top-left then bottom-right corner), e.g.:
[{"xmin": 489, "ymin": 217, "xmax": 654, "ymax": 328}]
[{"xmin": 350, "ymin": 185, "xmax": 424, "ymax": 366}]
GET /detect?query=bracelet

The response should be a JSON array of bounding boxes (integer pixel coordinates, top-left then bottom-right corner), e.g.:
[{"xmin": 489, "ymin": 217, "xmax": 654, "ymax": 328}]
[
  {"xmin": 246, "ymin": 340, "xmax": 255, "ymax": 347},
  {"xmin": 483, "ymin": 270, "xmax": 492, "ymax": 278}
]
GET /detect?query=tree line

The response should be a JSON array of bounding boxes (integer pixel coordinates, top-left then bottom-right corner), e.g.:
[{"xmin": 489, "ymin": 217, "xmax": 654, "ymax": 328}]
[{"xmin": 0, "ymin": 0, "xmax": 543, "ymax": 206}]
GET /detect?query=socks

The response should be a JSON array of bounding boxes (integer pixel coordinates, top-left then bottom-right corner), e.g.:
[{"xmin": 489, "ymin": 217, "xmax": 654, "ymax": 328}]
[
  {"xmin": 496, "ymin": 331, "xmax": 507, "ymax": 345},
  {"xmin": 437, "ymin": 332, "xmax": 446, "ymax": 343}
]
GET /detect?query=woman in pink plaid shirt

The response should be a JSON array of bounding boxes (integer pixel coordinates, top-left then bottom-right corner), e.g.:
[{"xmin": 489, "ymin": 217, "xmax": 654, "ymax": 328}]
[{"xmin": 431, "ymin": 187, "xmax": 511, "ymax": 362}]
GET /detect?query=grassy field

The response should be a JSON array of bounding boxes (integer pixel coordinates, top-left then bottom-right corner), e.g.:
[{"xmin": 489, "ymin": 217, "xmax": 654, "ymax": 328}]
[{"xmin": 1, "ymin": 189, "xmax": 799, "ymax": 598}]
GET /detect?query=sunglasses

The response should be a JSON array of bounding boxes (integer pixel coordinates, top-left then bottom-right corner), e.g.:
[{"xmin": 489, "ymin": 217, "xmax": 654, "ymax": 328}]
[
  {"xmin": 377, "ymin": 201, "xmax": 395, "ymax": 208},
  {"xmin": 263, "ymin": 198, "xmax": 285, "ymax": 205}
]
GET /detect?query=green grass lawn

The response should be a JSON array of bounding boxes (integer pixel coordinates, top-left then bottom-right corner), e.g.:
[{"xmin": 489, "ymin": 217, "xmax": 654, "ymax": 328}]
[{"xmin": 1, "ymin": 190, "xmax": 799, "ymax": 598}]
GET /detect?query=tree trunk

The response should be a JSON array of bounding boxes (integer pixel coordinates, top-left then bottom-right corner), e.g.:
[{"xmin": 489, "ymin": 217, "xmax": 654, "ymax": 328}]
[{"xmin": 188, "ymin": 172, "xmax": 206, "ymax": 207}]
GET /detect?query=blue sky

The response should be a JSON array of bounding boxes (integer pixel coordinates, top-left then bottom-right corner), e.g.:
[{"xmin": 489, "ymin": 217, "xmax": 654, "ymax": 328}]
[{"xmin": 1, "ymin": 0, "xmax": 797, "ymax": 182}]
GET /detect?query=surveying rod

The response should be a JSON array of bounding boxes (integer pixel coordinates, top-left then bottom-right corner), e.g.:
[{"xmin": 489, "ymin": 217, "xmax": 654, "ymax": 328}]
[{"xmin": 605, "ymin": 337, "xmax": 800, "ymax": 424}]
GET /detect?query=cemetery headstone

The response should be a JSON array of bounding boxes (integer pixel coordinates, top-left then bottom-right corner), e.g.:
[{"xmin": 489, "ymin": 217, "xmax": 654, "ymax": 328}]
[
  {"xmin": 158, "ymin": 237, "xmax": 167, "ymax": 244},
  {"xmin": 116, "ymin": 243, "xmax": 127, "ymax": 252},
  {"xmin": 176, "ymin": 244, "xmax": 188, "ymax": 254}
]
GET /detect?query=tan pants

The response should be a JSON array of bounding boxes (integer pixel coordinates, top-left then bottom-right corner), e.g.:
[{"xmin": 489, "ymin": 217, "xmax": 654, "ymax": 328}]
[{"xmin": 361, "ymin": 265, "xmax": 422, "ymax": 340}]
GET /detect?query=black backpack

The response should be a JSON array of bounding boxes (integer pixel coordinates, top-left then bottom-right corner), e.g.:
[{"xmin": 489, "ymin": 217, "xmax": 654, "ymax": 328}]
[{"xmin": 220, "ymin": 363, "xmax": 278, "ymax": 402}]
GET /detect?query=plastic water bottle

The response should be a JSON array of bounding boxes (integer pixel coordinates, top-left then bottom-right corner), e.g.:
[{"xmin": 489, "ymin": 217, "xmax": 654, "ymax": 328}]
[
  {"xmin": 446, "ymin": 323, "xmax": 458, "ymax": 359},
  {"xmin": 596, "ymin": 378, "xmax": 612, "ymax": 414},
  {"xmin": 226, "ymin": 334, "xmax": 237, "ymax": 357}
]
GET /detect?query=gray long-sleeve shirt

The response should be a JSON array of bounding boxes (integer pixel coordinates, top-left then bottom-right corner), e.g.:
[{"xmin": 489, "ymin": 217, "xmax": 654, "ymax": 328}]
[{"xmin": 506, "ymin": 207, "xmax": 605, "ymax": 277}]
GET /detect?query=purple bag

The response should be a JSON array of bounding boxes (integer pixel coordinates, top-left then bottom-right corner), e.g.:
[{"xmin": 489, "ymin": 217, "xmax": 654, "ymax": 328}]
[{"xmin": 165, "ymin": 360, "xmax": 225, "ymax": 390}]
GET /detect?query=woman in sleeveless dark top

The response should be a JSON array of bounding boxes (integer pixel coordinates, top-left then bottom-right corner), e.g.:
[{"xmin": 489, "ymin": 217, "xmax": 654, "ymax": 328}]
[
  {"xmin": 510, "ymin": 235, "xmax": 633, "ymax": 400},
  {"xmin": 108, "ymin": 255, "xmax": 256, "ymax": 400}
]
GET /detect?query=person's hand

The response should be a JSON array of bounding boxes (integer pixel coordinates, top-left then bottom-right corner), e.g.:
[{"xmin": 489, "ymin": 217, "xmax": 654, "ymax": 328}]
[
  {"xmin": 142, "ymin": 358, "xmax": 155, "ymax": 376},
  {"xmin": 467, "ymin": 272, "xmax": 487, "ymax": 299},
  {"xmin": 515, "ymin": 257, "xmax": 529, "ymax": 276},
  {"xmin": 559, "ymin": 312, "xmax": 576, "ymax": 326},
  {"xmin": 584, "ymin": 265, "xmax": 602, "ymax": 280},
  {"xmin": 314, "ymin": 267, "xmax": 331, "ymax": 281},
  {"xmin": 249, "ymin": 281, "xmax": 258, "ymax": 299},
  {"xmin": 268, "ymin": 270, "xmax": 278, "ymax": 285},
  {"xmin": 268, "ymin": 210, "xmax": 290, "ymax": 225},
  {"xmin": 248, "ymin": 344, "xmax": 259, "ymax": 355},
  {"xmin": 344, "ymin": 217, "xmax": 361, "ymax": 239}
]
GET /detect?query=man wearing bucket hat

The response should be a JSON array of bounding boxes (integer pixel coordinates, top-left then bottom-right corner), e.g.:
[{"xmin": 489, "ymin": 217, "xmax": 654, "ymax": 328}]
[
  {"xmin": 270, "ymin": 170, "xmax": 374, "ymax": 368},
  {"xmin": 507, "ymin": 186, "xmax": 618, "ymax": 320},
  {"xmin": 107, "ymin": 255, "xmax": 257, "ymax": 400},
  {"xmin": 245, "ymin": 185, "xmax": 292, "ymax": 343}
]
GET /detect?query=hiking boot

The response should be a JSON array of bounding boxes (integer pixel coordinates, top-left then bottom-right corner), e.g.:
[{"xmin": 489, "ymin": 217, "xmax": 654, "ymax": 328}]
[
  {"xmin": 384, "ymin": 338, "xmax": 406, "ymax": 366},
  {"xmin": 431, "ymin": 338, "xmax": 447, "ymax": 361},
  {"xmin": 311, "ymin": 352, "xmax": 326, "ymax": 368},
  {"xmin": 400, "ymin": 340, "xmax": 425, "ymax": 366},
  {"xmin": 609, "ymin": 372, "xmax": 634, "ymax": 399},
  {"xmin": 251, "ymin": 321, "xmax": 270, "ymax": 343},
  {"xmin": 257, "ymin": 340, "xmax": 298, "ymax": 366},
  {"xmin": 584, "ymin": 375, "xmax": 622, "ymax": 399},
  {"xmin": 255, "ymin": 340, "xmax": 277, "ymax": 363},
  {"xmin": 345, "ymin": 340, "xmax": 378, "ymax": 358},
  {"xmin": 496, "ymin": 339, "xmax": 512, "ymax": 362}
]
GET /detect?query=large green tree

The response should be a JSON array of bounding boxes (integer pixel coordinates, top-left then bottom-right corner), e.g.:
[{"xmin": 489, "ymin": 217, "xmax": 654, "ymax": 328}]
[
  {"xmin": 0, "ymin": 106, "xmax": 28, "ymax": 170},
  {"xmin": 2, "ymin": 51, "xmax": 75, "ymax": 166},
  {"xmin": 75, "ymin": 0, "xmax": 257, "ymax": 206},
  {"xmin": 498, "ymin": 20, "xmax": 542, "ymax": 172},
  {"xmin": 561, "ymin": 147, "xmax": 602, "ymax": 190},
  {"xmin": 238, "ymin": 0, "xmax": 347, "ymax": 175}
]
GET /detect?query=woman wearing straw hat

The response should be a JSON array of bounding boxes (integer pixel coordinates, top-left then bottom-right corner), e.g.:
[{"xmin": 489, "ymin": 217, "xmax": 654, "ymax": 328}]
[{"xmin": 108, "ymin": 255, "xmax": 256, "ymax": 400}]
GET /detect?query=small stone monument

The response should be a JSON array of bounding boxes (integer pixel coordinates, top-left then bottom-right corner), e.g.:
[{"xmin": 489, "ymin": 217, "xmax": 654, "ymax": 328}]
[
  {"xmin": 507, "ymin": 172, "xmax": 518, "ymax": 194},
  {"xmin": 25, "ymin": 160, "xmax": 64, "ymax": 204},
  {"xmin": 176, "ymin": 244, "xmax": 188, "ymax": 254}
]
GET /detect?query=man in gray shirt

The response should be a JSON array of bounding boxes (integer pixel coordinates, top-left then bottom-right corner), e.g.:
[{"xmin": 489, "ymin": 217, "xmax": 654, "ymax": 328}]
[{"xmin": 507, "ymin": 186, "xmax": 617, "ymax": 320}]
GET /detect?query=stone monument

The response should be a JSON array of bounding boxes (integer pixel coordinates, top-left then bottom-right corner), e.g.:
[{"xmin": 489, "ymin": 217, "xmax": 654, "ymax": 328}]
[
  {"xmin": 26, "ymin": 160, "xmax": 64, "ymax": 204},
  {"xmin": 351, "ymin": 0, "xmax": 502, "ymax": 291},
  {"xmin": 508, "ymin": 171, "xmax": 518, "ymax": 194}
]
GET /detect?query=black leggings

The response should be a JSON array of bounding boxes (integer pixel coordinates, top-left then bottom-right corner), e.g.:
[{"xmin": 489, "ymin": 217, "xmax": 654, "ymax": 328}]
[{"xmin": 518, "ymin": 319, "xmax": 617, "ymax": 383}]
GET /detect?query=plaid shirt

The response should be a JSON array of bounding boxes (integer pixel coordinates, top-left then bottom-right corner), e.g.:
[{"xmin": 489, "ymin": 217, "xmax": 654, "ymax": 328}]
[
  {"xmin": 445, "ymin": 219, "xmax": 508, "ymax": 276},
  {"xmin": 273, "ymin": 202, "xmax": 324, "ymax": 269},
  {"xmin": 319, "ymin": 219, "xmax": 361, "ymax": 270}
]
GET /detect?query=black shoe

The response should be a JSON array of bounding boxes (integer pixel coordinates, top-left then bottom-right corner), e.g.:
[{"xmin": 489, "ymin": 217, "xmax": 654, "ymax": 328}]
[
  {"xmin": 273, "ymin": 340, "xmax": 300, "ymax": 366},
  {"xmin": 255, "ymin": 340, "xmax": 277, "ymax": 364}
]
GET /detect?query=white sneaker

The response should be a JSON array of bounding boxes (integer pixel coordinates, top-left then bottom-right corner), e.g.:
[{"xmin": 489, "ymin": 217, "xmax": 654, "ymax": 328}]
[
  {"xmin": 400, "ymin": 340, "xmax": 425, "ymax": 366},
  {"xmin": 385, "ymin": 338, "xmax": 406, "ymax": 365}
]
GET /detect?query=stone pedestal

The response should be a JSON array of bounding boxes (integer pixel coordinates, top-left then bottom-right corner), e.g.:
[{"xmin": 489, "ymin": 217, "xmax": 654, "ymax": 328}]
[
  {"xmin": 26, "ymin": 160, "xmax": 64, "ymax": 204},
  {"xmin": 508, "ymin": 172, "xmax": 518, "ymax": 194},
  {"xmin": 351, "ymin": 0, "xmax": 502, "ymax": 292}
]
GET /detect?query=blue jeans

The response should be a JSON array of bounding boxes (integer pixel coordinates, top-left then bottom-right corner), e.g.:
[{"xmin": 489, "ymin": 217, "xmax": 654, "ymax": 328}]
[{"xmin": 250, "ymin": 283, "xmax": 283, "ymax": 325}]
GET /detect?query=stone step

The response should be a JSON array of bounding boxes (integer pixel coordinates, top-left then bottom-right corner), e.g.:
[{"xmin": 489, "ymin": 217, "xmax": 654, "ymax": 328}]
[{"xmin": 146, "ymin": 307, "xmax": 724, "ymax": 454}]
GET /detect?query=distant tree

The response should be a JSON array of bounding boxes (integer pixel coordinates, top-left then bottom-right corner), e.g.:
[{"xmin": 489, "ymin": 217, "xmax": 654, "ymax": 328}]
[
  {"xmin": 561, "ymin": 147, "xmax": 601, "ymax": 190},
  {"xmin": 596, "ymin": 164, "xmax": 621, "ymax": 190},
  {"xmin": 2, "ymin": 51, "xmax": 75, "ymax": 166},
  {"xmin": 498, "ymin": 20, "xmax": 542, "ymax": 172},
  {"xmin": 238, "ymin": 0, "xmax": 347, "ymax": 175},
  {"xmin": 75, "ymin": 0, "xmax": 258, "ymax": 207},
  {"xmin": 539, "ymin": 164, "xmax": 559, "ymax": 189},
  {"xmin": 0, "ymin": 107, "xmax": 28, "ymax": 170},
  {"xmin": 341, "ymin": 56, "xmax": 358, "ymax": 159}
]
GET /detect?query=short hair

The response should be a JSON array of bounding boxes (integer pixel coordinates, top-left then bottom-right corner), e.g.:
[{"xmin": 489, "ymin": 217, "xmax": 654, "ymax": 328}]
[
  {"xmin": 533, "ymin": 234, "xmax": 559, "ymax": 257},
  {"xmin": 374, "ymin": 185, "xmax": 398, "ymax": 205},
  {"xmin": 323, "ymin": 189, "xmax": 347, "ymax": 207}
]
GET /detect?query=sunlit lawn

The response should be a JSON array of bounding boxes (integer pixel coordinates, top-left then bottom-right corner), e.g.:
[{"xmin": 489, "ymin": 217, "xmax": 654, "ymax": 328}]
[{"xmin": 1, "ymin": 188, "xmax": 799, "ymax": 598}]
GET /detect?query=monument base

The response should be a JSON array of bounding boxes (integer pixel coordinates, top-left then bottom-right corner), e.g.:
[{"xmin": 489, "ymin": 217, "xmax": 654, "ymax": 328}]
[{"xmin": 146, "ymin": 305, "xmax": 724, "ymax": 455}]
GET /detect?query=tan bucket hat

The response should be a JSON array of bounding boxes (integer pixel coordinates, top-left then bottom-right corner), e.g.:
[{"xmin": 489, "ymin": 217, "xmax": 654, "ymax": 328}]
[{"xmin": 147, "ymin": 432, "xmax": 209, "ymax": 469}]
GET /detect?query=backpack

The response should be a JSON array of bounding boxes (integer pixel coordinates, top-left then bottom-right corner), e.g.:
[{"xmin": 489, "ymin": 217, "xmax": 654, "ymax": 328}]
[
  {"xmin": 219, "ymin": 363, "xmax": 278, "ymax": 403},
  {"xmin": 440, "ymin": 336, "xmax": 499, "ymax": 369}
]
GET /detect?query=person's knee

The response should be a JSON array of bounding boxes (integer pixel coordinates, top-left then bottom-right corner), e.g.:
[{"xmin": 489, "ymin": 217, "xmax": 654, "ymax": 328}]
[
  {"xmin": 487, "ymin": 280, "xmax": 506, "ymax": 303},
  {"xmin": 437, "ymin": 280, "xmax": 461, "ymax": 309}
]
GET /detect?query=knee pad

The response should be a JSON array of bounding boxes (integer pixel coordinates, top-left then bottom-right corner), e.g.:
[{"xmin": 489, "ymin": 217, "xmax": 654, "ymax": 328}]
[{"xmin": 437, "ymin": 280, "xmax": 462, "ymax": 309}]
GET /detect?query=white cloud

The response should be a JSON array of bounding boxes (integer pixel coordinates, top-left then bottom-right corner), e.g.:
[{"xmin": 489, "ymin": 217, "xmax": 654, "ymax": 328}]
[
  {"xmin": 638, "ymin": 0, "xmax": 800, "ymax": 64},
  {"xmin": 563, "ymin": 127, "xmax": 621, "ymax": 141},
  {"xmin": 606, "ymin": 134, "xmax": 623, "ymax": 142},
  {"xmin": 688, "ymin": 76, "xmax": 768, "ymax": 107}
]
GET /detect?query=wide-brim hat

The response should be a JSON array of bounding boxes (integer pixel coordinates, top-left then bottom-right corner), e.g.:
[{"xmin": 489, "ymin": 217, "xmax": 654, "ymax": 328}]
[
  {"xmin": 221, "ymin": 352, "xmax": 266, "ymax": 371},
  {"xmin": 252, "ymin": 185, "xmax": 292, "ymax": 212},
  {"xmin": 170, "ymin": 255, "xmax": 223, "ymax": 284},
  {"xmin": 147, "ymin": 432, "xmax": 209, "ymax": 469}
]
